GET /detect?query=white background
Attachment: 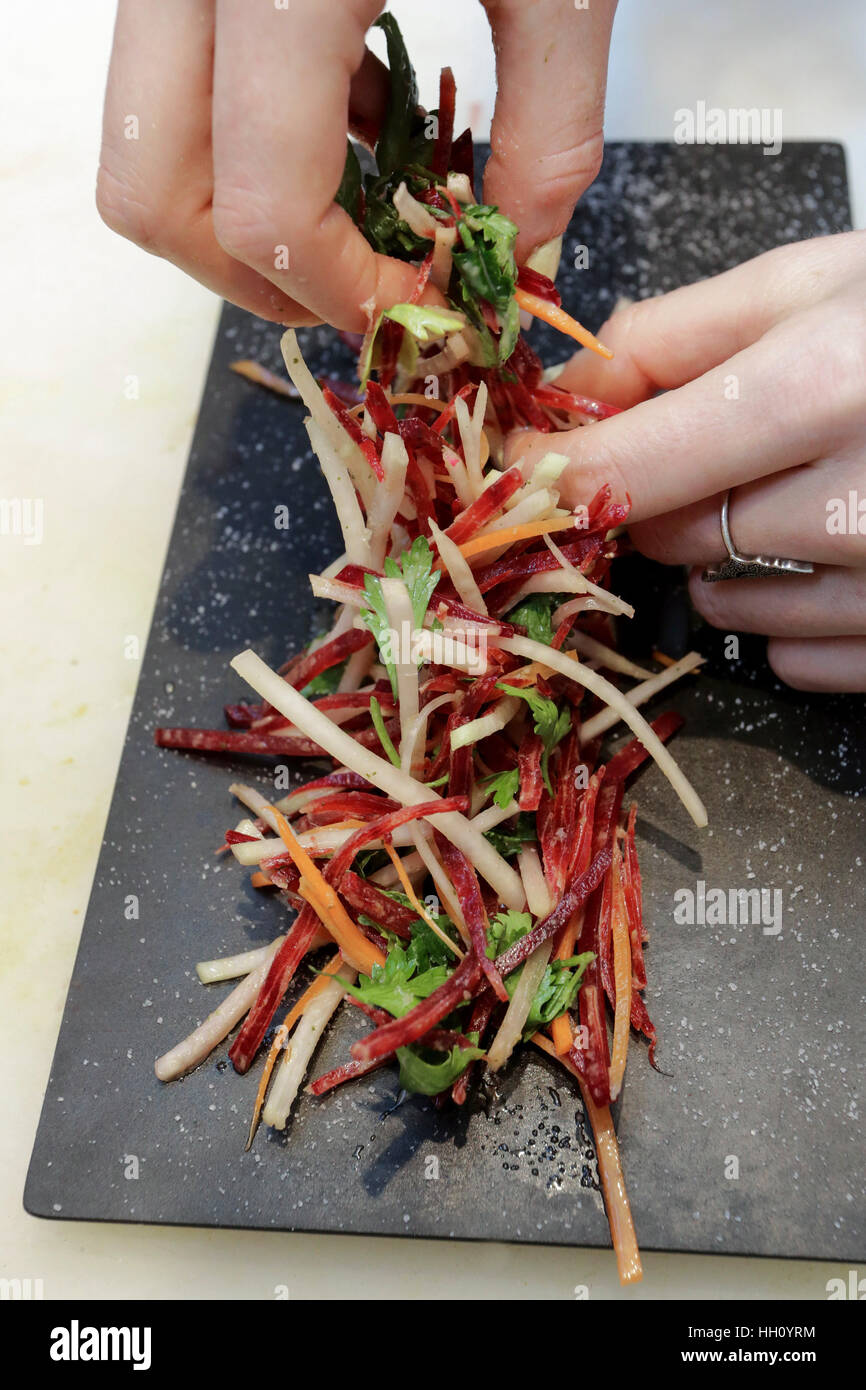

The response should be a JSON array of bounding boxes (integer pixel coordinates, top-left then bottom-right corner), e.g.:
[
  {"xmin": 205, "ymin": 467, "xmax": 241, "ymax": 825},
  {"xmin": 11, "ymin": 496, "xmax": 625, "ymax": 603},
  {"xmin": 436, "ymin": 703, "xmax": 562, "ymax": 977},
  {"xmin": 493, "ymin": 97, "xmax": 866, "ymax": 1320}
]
[{"xmin": 1, "ymin": 0, "xmax": 863, "ymax": 1301}]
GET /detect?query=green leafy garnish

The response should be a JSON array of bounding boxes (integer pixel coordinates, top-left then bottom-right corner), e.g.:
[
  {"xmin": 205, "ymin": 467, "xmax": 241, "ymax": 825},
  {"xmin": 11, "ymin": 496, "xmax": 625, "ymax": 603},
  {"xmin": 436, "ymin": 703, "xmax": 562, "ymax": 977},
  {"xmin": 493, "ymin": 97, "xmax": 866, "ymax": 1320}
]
[
  {"xmin": 369, "ymin": 695, "xmax": 400, "ymax": 767},
  {"xmin": 483, "ymin": 811, "xmax": 538, "ymax": 859},
  {"xmin": 507, "ymin": 953, "xmax": 595, "ymax": 1039},
  {"xmin": 339, "ymin": 917, "xmax": 461, "ymax": 1019},
  {"xmin": 483, "ymin": 767, "xmax": 519, "ymax": 809},
  {"xmin": 359, "ymin": 571, "xmax": 396, "ymax": 697},
  {"xmin": 497, "ymin": 683, "xmax": 572, "ymax": 795},
  {"xmin": 486, "ymin": 908, "xmax": 533, "ymax": 959},
  {"xmin": 396, "ymin": 1036, "xmax": 484, "ymax": 1096},
  {"xmin": 452, "ymin": 204, "xmax": 520, "ymax": 362},
  {"xmin": 372, "ymin": 13, "xmax": 421, "ymax": 179},
  {"xmin": 334, "ymin": 140, "xmax": 362, "ymax": 219},
  {"xmin": 386, "ymin": 535, "xmax": 440, "ymax": 631},
  {"xmin": 505, "ymin": 593, "xmax": 565, "ymax": 647},
  {"xmin": 360, "ymin": 303, "xmax": 465, "ymax": 389}
]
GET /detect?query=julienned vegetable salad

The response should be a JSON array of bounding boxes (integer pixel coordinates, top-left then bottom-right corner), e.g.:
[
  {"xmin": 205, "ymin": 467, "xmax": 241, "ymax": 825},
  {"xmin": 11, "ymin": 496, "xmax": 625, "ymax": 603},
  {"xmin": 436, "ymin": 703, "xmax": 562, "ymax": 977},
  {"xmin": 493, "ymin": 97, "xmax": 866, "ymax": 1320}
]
[{"xmin": 153, "ymin": 16, "xmax": 706, "ymax": 1285}]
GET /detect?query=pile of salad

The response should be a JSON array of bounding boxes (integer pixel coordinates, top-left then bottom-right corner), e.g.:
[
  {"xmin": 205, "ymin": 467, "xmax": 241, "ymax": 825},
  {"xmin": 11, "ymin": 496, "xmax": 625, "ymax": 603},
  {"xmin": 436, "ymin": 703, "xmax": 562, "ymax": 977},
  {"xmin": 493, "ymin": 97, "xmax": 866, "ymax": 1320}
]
[{"xmin": 154, "ymin": 16, "xmax": 706, "ymax": 1285}]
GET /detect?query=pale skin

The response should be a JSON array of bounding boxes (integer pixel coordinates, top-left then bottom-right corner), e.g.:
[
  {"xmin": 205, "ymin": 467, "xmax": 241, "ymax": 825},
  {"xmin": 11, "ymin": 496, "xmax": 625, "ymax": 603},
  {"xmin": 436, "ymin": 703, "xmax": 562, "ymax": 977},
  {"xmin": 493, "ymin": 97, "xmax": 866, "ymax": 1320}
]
[{"xmin": 98, "ymin": 1, "xmax": 866, "ymax": 692}]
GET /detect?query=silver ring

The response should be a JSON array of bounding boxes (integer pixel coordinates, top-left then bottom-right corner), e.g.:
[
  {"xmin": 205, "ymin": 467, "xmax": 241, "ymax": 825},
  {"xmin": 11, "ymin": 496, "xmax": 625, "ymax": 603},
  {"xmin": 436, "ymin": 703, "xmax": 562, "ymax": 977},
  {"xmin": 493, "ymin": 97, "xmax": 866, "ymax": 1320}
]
[{"xmin": 701, "ymin": 490, "xmax": 815, "ymax": 583}]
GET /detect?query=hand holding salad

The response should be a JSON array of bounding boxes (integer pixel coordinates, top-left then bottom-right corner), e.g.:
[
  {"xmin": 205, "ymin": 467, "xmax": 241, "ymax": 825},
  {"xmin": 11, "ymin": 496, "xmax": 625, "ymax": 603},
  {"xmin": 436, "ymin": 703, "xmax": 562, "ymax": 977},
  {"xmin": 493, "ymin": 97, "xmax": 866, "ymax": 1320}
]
[{"xmin": 97, "ymin": 0, "xmax": 617, "ymax": 330}]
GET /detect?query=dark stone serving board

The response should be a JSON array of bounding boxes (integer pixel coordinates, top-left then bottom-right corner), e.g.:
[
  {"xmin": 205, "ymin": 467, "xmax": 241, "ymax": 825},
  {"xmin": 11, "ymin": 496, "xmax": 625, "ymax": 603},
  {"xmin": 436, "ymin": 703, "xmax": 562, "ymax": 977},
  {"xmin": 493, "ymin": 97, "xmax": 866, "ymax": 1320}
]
[{"xmin": 26, "ymin": 143, "xmax": 865, "ymax": 1261}]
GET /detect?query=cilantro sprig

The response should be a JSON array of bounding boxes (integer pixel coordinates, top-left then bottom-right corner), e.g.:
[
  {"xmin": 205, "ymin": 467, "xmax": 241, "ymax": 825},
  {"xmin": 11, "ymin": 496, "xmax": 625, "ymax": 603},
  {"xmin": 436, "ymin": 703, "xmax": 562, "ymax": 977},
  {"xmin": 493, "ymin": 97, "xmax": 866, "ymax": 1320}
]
[{"xmin": 497, "ymin": 683, "xmax": 571, "ymax": 795}]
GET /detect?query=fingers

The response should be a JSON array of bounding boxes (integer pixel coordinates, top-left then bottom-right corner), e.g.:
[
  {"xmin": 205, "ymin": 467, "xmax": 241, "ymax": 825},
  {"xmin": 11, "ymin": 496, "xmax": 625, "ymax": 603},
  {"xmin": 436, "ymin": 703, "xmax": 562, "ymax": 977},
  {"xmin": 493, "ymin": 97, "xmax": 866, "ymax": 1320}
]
[
  {"xmin": 211, "ymin": 0, "xmax": 443, "ymax": 331},
  {"xmin": 631, "ymin": 453, "xmax": 866, "ymax": 570},
  {"xmin": 766, "ymin": 636, "xmax": 866, "ymax": 692},
  {"xmin": 687, "ymin": 565, "xmax": 866, "ymax": 639},
  {"xmin": 506, "ymin": 292, "xmax": 866, "ymax": 523},
  {"xmin": 481, "ymin": 0, "xmax": 617, "ymax": 261},
  {"xmin": 553, "ymin": 230, "xmax": 866, "ymax": 407},
  {"xmin": 97, "ymin": 0, "xmax": 313, "ymax": 325}
]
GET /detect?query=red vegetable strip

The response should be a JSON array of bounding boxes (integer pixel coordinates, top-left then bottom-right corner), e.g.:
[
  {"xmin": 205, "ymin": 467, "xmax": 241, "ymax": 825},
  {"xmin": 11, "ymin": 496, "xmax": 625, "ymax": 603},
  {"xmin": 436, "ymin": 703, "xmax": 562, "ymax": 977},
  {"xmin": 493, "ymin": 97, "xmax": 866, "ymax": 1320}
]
[
  {"xmin": 323, "ymin": 385, "xmax": 384, "ymax": 480},
  {"xmin": 324, "ymin": 796, "xmax": 470, "ymax": 889},
  {"xmin": 533, "ymin": 383, "xmax": 622, "ymax": 420},
  {"xmin": 518, "ymin": 734, "xmax": 544, "ymax": 812},
  {"xmin": 452, "ymin": 987, "xmax": 496, "ymax": 1105},
  {"xmin": 229, "ymin": 905, "xmax": 320, "ymax": 1074},
  {"xmin": 442, "ymin": 466, "xmax": 524, "ymax": 545},
  {"xmin": 495, "ymin": 847, "xmax": 611, "ymax": 976},
  {"xmin": 364, "ymin": 380, "xmax": 400, "ymax": 436},
  {"xmin": 308, "ymin": 1054, "xmax": 387, "ymax": 1096},
  {"xmin": 623, "ymin": 805, "xmax": 647, "ymax": 987},
  {"xmin": 516, "ymin": 264, "xmax": 561, "ymax": 307},
  {"xmin": 435, "ymin": 834, "xmax": 508, "ymax": 1001},
  {"xmin": 408, "ymin": 250, "xmax": 435, "ymax": 304},
  {"xmin": 287, "ymin": 628, "xmax": 373, "ymax": 693},
  {"xmin": 154, "ymin": 728, "xmax": 329, "ymax": 758},
  {"xmin": 431, "ymin": 382, "xmax": 476, "ymax": 436},
  {"xmin": 339, "ymin": 870, "xmax": 417, "ymax": 940},
  {"xmin": 431, "ymin": 66, "xmax": 456, "ymax": 176}
]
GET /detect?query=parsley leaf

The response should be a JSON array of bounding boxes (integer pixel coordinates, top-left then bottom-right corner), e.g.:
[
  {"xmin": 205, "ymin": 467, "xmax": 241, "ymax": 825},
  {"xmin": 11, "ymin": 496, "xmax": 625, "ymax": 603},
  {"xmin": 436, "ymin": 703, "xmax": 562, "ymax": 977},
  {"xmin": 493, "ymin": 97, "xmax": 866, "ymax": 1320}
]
[
  {"xmin": 497, "ymin": 683, "xmax": 572, "ymax": 795},
  {"xmin": 340, "ymin": 942, "xmax": 450, "ymax": 1020},
  {"xmin": 508, "ymin": 952, "xmax": 595, "ymax": 1039},
  {"xmin": 452, "ymin": 204, "xmax": 520, "ymax": 362},
  {"xmin": 397, "ymin": 1036, "xmax": 484, "ymax": 1096},
  {"xmin": 369, "ymin": 695, "xmax": 400, "ymax": 767},
  {"xmin": 483, "ymin": 811, "xmax": 538, "ymax": 859},
  {"xmin": 359, "ymin": 572, "xmax": 397, "ymax": 698},
  {"xmin": 505, "ymin": 593, "xmax": 565, "ymax": 647},
  {"xmin": 384, "ymin": 535, "xmax": 440, "ymax": 632},
  {"xmin": 483, "ymin": 767, "xmax": 519, "ymax": 809},
  {"xmin": 373, "ymin": 13, "xmax": 420, "ymax": 178},
  {"xmin": 486, "ymin": 908, "xmax": 533, "ymax": 959}
]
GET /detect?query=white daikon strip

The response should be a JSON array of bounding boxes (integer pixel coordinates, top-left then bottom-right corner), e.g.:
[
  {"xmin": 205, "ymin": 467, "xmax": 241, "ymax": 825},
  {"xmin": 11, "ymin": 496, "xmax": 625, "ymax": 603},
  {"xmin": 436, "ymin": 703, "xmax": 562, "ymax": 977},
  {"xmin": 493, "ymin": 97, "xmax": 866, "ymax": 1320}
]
[
  {"xmin": 281, "ymin": 329, "xmax": 373, "ymax": 511},
  {"xmin": 262, "ymin": 965, "xmax": 355, "ymax": 1129},
  {"xmin": 578, "ymin": 652, "xmax": 705, "ymax": 744},
  {"xmin": 543, "ymin": 531, "xmax": 634, "ymax": 618},
  {"xmin": 400, "ymin": 692, "xmax": 454, "ymax": 780},
  {"xmin": 487, "ymin": 940, "xmax": 552, "ymax": 1072},
  {"xmin": 196, "ymin": 938, "xmax": 283, "ymax": 985},
  {"xmin": 431, "ymin": 223, "xmax": 457, "ymax": 290},
  {"xmin": 505, "ymin": 452, "xmax": 569, "ymax": 507},
  {"xmin": 231, "ymin": 650, "xmax": 525, "ymax": 906},
  {"xmin": 446, "ymin": 172, "xmax": 474, "ymax": 204},
  {"xmin": 367, "ymin": 431, "xmax": 409, "ymax": 570},
  {"xmin": 429, "ymin": 518, "xmax": 488, "ymax": 615},
  {"xmin": 370, "ymin": 849, "xmax": 426, "ymax": 888},
  {"xmin": 517, "ymin": 845, "xmax": 553, "ymax": 917},
  {"xmin": 471, "ymin": 799, "xmax": 520, "ymax": 834},
  {"xmin": 413, "ymin": 627, "xmax": 488, "ymax": 675},
  {"xmin": 449, "ymin": 696, "xmax": 521, "ymax": 752},
  {"xmin": 393, "ymin": 180, "xmax": 440, "ymax": 237},
  {"xmin": 566, "ymin": 632, "xmax": 653, "ymax": 680},
  {"xmin": 306, "ymin": 419, "xmax": 372, "ymax": 566},
  {"xmin": 407, "ymin": 824, "xmax": 469, "ymax": 940},
  {"xmin": 508, "ymin": 568, "xmax": 630, "ymax": 618},
  {"xmin": 455, "ymin": 381, "xmax": 487, "ymax": 499},
  {"xmin": 155, "ymin": 938, "xmax": 282, "ymax": 1081},
  {"xmin": 309, "ymin": 574, "xmax": 363, "ymax": 607},
  {"xmin": 497, "ymin": 636, "xmax": 707, "ymax": 828}
]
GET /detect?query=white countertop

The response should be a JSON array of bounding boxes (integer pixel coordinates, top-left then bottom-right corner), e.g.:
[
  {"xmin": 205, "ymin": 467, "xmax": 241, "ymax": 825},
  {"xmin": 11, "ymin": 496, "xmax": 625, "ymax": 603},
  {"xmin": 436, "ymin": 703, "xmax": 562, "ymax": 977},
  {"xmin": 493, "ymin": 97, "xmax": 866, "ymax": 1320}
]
[{"xmin": 2, "ymin": 0, "xmax": 862, "ymax": 1300}]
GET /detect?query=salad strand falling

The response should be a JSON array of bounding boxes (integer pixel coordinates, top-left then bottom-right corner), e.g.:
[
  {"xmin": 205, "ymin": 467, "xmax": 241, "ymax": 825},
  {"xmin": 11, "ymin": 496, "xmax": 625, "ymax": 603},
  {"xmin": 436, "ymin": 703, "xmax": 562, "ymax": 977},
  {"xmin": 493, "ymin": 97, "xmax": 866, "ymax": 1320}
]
[{"xmin": 154, "ymin": 17, "xmax": 706, "ymax": 1285}]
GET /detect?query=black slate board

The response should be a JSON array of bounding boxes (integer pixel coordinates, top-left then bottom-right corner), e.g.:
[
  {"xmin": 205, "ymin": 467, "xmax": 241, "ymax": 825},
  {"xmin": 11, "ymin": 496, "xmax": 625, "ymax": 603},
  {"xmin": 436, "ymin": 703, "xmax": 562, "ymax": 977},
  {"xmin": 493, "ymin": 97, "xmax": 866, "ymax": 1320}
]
[{"xmin": 26, "ymin": 143, "xmax": 865, "ymax": 1261}]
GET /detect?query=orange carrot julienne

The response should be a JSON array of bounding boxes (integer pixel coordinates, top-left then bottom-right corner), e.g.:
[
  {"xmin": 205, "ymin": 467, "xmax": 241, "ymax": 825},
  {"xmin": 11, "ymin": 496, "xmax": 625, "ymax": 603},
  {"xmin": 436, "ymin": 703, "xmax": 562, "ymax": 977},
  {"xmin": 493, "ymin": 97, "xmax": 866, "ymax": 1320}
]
[
  {"xmin": 533, "ymin": 1032, "xmax": 642, "ymax": 1284},
  {"xmin": 608, "ymin": 846, "xmax": 632, "ymax": 1100},
  {"xmin": 250, "ymin": 870, "xmax": 277, "ymax": 889},
  {"xmin": 246, "ymin": 950, "xmax": 344, "ymax": 1149},
  {"xmin": 453, "ymin": 515, "xmax": 579, "ymax": 563},
  {"xmin": 514, "ymin": 288, "xmax": 613, "ymax": 360},
  {"xmin": 271, "ymin": 807, "xmax": 385, "ymax": 974},
  {"xmin": 383, "ymin": 843, "xmax": 464, "ymax": 959}
]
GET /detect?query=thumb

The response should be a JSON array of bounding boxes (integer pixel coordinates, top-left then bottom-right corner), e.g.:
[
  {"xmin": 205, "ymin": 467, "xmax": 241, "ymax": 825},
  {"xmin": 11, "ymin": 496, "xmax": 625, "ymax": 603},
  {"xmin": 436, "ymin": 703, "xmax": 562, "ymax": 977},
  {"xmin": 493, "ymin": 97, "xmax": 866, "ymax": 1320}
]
[{"xmin": 481, "ymin": 0, "xmax": 618, "ymax": 263}]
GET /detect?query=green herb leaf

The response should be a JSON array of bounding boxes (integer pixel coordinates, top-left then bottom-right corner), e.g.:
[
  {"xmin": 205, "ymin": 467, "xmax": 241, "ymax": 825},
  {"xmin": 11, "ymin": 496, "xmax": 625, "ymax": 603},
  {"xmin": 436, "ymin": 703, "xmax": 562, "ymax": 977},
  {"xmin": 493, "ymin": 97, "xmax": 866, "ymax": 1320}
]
[
  {"xmin": 497, "ymin": 683, "xmax": 572, "ymax": 795},
  {"xmin": 384, "ymin": 534, "xmax": 440, "ymax": 632},
  {"xmin": 507, "ymin": 952, "xmax": 595, "ymax": 1039},
  {"xmin": 373, "ymin": 13, "xmax": 420, "ymax": 178},
  {"xmin": 396, "ymin": 1037, "xmax": 484, "ymax": 1096},
  {"xmin": 359, "ymin": 573, "xmax": 397, "ymax": 698},
  {"xmin": 369, "ymin": 695, "xmax": 400, "ymax": 767},
  {"xmin": 339, "ymin": 916, "xmax": 461, "ymax": 1020},
  {"xmin": 452, "ymin": 204, "xmax": 519, "ymax": 363},
  {"xmin": 482, "ymin": 767, "xmax": 519, "ymax": 809},
  {"xmin": 483, "ymin": 811, "xmax": 538, "ymax": 860},
  {"xmin": 505, "ymin": 593, "xmax": 565, "ymax": 647},
  {"xmin": 486, "ymin": 908, "xmax": 533, "ymax": 959}
]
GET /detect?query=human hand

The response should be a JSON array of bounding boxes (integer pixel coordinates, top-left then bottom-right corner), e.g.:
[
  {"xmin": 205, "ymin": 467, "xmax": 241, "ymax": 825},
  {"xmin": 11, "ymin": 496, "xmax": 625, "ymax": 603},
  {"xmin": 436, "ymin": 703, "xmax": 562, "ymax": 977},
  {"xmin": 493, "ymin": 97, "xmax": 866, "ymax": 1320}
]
[
  {"xmin": 97, "ymin": 0, "xmax": 617, "ymax": 331},
  {"xmin": 507, "ymin": 232, "xmax": 866, "ymax": 691}
]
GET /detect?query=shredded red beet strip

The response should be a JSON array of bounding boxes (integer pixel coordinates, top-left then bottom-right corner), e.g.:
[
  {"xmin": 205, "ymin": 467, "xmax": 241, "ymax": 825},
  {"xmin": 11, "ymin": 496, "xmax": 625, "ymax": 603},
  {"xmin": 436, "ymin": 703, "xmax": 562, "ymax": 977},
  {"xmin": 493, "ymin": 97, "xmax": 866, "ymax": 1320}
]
[
  {"xmin": 518, "ymin": 734, "xmax": 544, "ymax": 812},
  {"xmin": 409, "ymin": 250, "xmax": 435, "ymax": 304},
  {"xmin": 324, "ymin": 796, "xmax": 470, "ymax": 889},
  {"xmin": 603, "ymin": 711, "xmax": 685, "ymax": 784},
  {"xmin": 441, "ymin": 465, "xmax": 524, "ymax": 545},
  {"xmin": 224, "ymin": 829, "xmax": 258, "ymax": 845},
  {"xmin": 302, "ymin": 791, "xmax": 401, "ymax": 826},
  {"xmin": 516, "ymin": 264, "xmax": 562, "ymax": 307},
  {"xmin": 451, "ymin": 988, "xmax": 496, "ymax": 1104},
  {"xmin": 364, "ymin": 379, "xmax": 400, "ymax": 435},
  {"xmin": 287, "ymin": 628, "xmax": 373, "ymax": 692},
  {"xmin": 323, "ymin": 385, "xmax": 384, "ymax": 480},
  {"xmin": 154, "ymin": 727, "xmax": 329, "ymax": 757},
  {"xmin": 308, "ymin": 1054, "xmax": 387, "ymax": 1096},
  {"xmin": 496, "ymin": 847, "xmax": 612, "ymax": 976},
  {"xmin": 435, "ymin": 833, "xmax": 508, "ymax": 1001},
  {"xmin": 431, "ymin": 66, "xmax": 456, "ymax": 175},
  {"xmin": 533, "ymin": 383, "xmax": 622, "ymax": 421},
  {"xmin": 229, "ymin": 906, "xmax": 320, "ymax": 1073},
  {"xmin": 431, "ymin": 382, "xmax": 476, "ymax": 436},
  {"xmin": 339, "ymin": 871, "xmax": 417, "ymax": 940}
]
